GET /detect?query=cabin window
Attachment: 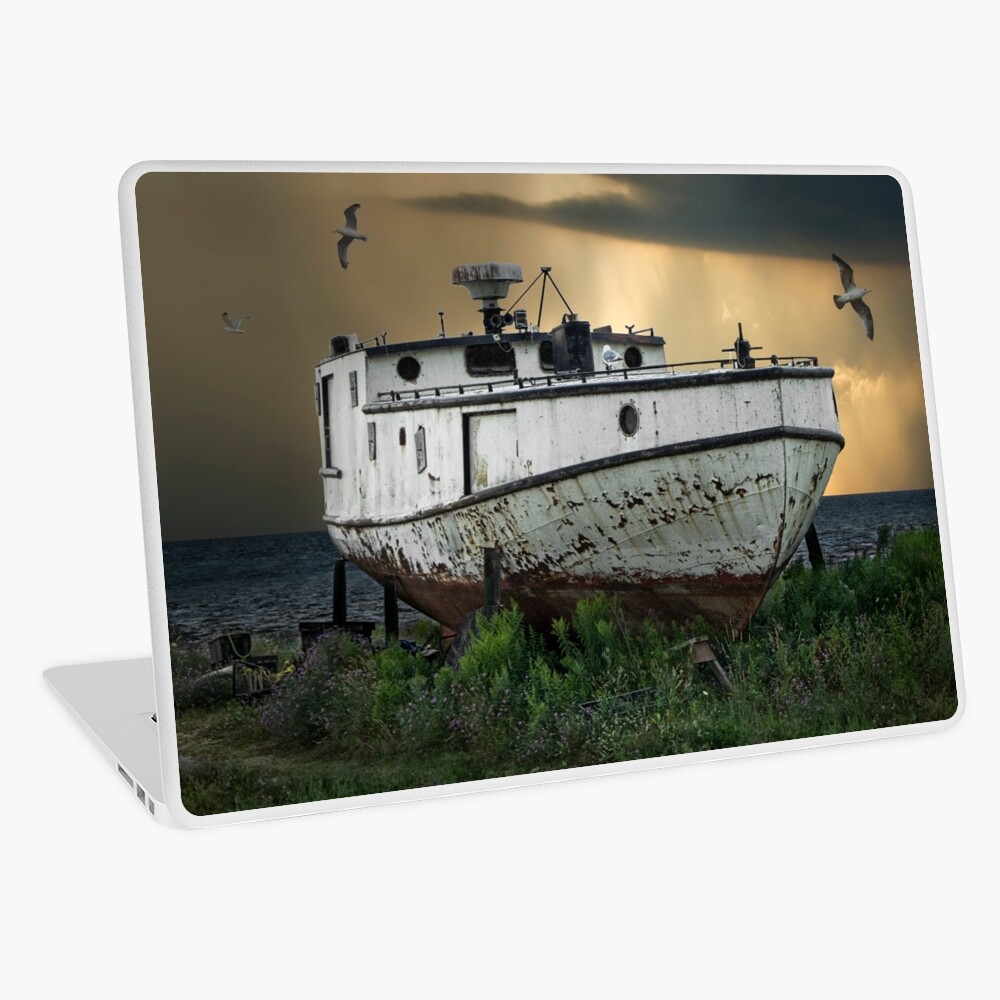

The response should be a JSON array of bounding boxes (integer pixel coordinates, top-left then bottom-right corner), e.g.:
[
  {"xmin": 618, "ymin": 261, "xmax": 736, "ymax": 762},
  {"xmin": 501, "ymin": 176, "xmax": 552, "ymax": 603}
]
[
  {"xmin": 321, "ymin": 374, "xmax": 334, "ymax": 467},
  {"xmin": 538, "ymin": 340, "xmax": 554, "ymax": 371},
  {"xmin": 331, "ymin": 336, "xmax": 350, "ymax": 356},
  {"xmin": 624, "ymin": 346, "xmax": 643, "ymax": 368},
  {"xmin": 416, "ymin": 426, "xmax": 427, "ymax": 473},
  {"xmin": 399, "ymin": 427, "xmax": 406, "ymax": 446},
  {"xmin": 619, "ymin": 404, "xmax": 639, "ymax": 436},
  {"xmin": 397, "ymin": 356, "xmax": 421, "ymax": 382},
  {"xmin": 349, "ymin": 370, "xmax": 358, "ymax": 407},
  {"xmin": 368, "ymin": 422, "xmax": 377, "ymax": 460},
  {"xmin": 465, "ymin": 343, "xmax": 516, "ymax": 376}
]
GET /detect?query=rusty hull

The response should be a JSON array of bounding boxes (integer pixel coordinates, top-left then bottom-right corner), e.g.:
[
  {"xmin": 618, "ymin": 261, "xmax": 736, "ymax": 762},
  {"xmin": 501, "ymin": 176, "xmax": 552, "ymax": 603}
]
[{"xmin": 327, "ymin": 432, "xmax": 841, "ymax": 633}]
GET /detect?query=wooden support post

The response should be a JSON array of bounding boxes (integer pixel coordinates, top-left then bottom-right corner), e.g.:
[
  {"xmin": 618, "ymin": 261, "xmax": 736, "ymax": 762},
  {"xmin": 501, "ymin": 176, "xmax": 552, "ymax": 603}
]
[
  {"xmin": 333, "ymin": 558, "xmax": 347, "ymax": 629},
  {"xmin": 483, "ymin": 547, "xmax": 501, "ymax": 618},
  {"xmin": 383, "ymin": 578, "xmax": 399, "ymax": 645},
  {"xmin": 805, "ymin": 523, "xmax": 826, "ymax": 571},
  {"xmin": 672, "ymin": 636, "xmax": 735, "ymax": 694}
]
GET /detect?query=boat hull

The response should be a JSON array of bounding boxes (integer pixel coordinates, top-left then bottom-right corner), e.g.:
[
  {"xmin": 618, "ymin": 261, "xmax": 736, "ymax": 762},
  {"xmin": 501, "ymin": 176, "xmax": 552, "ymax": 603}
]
[{"xmin": 326, "ymin": 426, "xmax": 842, "ymax": 632}]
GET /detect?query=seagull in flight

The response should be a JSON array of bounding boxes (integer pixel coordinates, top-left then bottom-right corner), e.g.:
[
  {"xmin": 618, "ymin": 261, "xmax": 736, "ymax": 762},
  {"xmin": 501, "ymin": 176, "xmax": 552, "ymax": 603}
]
[
  {"xmin": 602, "ymin": 344, "xmax": 623, "ymax": 370},
  {"xmin": 221, "ymin": 312, "xmax": 251, "ymax": 333},
  {"xmin": 334, "ymin": 203, "xmax": 368, "ymax": 269},
  {"xmin": 831, "ymin": 254, "xmax": 874, "ymax": 340}
]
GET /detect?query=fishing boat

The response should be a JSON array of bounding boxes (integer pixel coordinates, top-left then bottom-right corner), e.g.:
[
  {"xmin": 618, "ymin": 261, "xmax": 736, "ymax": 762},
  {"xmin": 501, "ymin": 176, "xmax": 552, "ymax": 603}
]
[{"xmin": 315, "ymin": 262, "xmax": 843, "ymax": 632}]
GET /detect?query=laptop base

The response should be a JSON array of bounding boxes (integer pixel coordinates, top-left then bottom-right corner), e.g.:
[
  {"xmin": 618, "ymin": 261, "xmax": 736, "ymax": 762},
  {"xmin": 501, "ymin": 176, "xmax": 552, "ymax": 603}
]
[{"xmin": 45, "ymin": 659, "xmax": 168, "ymax": 821}]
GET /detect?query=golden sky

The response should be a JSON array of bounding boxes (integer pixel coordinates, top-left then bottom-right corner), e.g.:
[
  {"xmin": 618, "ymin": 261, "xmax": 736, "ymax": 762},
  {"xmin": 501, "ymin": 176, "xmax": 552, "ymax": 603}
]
[{"xmin": 135, "ymin": 170, "xmax": 932, "ymax": 541}]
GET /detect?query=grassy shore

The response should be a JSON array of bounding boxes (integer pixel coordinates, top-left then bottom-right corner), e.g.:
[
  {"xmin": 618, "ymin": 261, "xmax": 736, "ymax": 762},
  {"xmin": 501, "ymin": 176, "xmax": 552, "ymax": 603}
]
[{"xmin": 173, "ymin": 528, "xmax": 958, "ymax": 815}]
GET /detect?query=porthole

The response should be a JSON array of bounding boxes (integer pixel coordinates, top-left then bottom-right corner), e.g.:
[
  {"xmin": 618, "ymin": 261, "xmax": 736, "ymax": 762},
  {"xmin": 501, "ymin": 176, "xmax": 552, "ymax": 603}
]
[
  {"xmin": 619, "ymin": 404, "xmax": 639, "ymax": 436},
  {"xmin": 397, "ymin": 356, "xmax": 421, "ymax": 381},
  {"xmin": 624, "ymin": 346, "xmax": 642, "ymax": 368}
]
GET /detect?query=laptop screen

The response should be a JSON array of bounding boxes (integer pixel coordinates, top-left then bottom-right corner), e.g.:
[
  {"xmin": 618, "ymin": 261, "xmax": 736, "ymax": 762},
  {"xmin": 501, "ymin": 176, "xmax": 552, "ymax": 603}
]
[{"xmin": 129, "ymin": 166, "xmax": 959, "ymax": 819}]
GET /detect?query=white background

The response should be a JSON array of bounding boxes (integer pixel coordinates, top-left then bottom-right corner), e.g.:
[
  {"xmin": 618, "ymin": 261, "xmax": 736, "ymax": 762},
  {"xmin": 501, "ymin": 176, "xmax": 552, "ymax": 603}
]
[{"xmin": 3, "ymin": 3, "xmax": 995, "ymax": 997}]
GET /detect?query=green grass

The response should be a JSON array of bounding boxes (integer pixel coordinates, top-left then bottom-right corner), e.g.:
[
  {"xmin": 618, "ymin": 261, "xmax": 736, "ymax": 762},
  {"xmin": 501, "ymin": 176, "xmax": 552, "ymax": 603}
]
[{"xmin": 173, "ymin": 528, "xmax": 958, "ymax": 815}]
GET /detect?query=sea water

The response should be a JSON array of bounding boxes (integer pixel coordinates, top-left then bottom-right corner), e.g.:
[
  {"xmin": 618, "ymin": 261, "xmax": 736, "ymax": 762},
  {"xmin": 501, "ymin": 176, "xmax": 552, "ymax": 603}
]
[{"xmin": 162, "ymin": 489, "xmax": 939, "ymax": 642}]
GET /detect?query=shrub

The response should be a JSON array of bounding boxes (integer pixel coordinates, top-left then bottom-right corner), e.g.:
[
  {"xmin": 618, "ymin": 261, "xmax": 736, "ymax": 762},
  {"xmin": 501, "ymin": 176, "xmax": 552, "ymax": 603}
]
[
  {"xmin": 259, "ymin": 630, "xmax": 376, "ymax": 748},
  {"xmin": 238, "ymin": 530, "xmax": 956, "ymax": 770},
  {"xmin": 171, "ymin": 642, "xmax": 232, "ymax": 710}
]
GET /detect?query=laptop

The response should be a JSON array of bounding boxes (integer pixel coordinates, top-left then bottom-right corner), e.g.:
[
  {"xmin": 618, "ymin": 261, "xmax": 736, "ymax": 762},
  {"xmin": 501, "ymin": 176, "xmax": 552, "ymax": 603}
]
[{"xmin": 45, "ymin": 163, "xmax": 964, "ymax": 827}]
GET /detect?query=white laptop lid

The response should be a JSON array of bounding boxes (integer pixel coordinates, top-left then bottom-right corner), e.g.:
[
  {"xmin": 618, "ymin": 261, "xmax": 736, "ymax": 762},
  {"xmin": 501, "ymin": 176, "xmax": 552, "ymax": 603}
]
[{"xmin": 120, "ymin": 164, "xmax": 962, "ymax": 827}]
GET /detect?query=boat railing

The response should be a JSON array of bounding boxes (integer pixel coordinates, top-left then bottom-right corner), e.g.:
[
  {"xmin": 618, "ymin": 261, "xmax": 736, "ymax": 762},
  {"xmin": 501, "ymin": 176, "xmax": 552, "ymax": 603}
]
[
  {"xmin": 378, "ymin": 377, "xmax": 522, "ymax": 401},
  {"xmin": 659, "ymin": 355, "xmax": 820, "ymax": 373},
  {"xmin": 375, "ymin": 355, "xmax": 821, "ymax": 402},
  {"xmin": 324, "ymin": 332, "xmax": 390, "ymax": 361}
]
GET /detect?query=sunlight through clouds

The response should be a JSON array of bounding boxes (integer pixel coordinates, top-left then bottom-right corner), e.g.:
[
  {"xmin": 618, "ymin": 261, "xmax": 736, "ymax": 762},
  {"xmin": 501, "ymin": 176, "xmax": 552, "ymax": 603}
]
[
  {"xmin": 828, "ymin": 363, "xmax": 932, "ymax": 495},
  {"xmin": 136, "ymin": 170, "xmax": 932, "ymax": 538}
]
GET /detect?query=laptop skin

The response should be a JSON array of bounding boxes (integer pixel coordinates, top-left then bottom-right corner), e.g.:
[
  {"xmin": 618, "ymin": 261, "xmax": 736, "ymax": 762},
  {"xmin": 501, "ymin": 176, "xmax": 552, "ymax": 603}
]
[{"xmin": 124, "ymin": 164, "xmax": 961, "ymax": 825}]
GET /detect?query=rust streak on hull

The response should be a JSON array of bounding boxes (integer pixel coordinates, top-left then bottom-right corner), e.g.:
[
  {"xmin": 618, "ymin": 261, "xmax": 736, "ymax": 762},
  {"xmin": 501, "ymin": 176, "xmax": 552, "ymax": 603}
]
[
  {"xmin": 385, "ymin": 568, "xmax": 768, "ymax": 634},
  {"xmin": 330, "ymin": 434, "xmax": 841, "ymax": 633}
]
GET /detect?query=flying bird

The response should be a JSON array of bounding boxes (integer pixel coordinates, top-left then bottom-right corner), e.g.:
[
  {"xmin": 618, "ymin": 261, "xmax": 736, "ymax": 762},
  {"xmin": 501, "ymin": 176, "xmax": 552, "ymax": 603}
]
[
  {"xmin": 221, "ymin": 312, "xmax": 251, "ymax": 333},
  {"xmin": 334, "ymin": 203, "xmax": 368, "ymax": 269},
  {"xmin": 602, "ymin": 344, "xmax": 623, "ymax": 370},
  {"xmin": 831, "ymin": 253, "xmax": 874, "ymax": 340}
]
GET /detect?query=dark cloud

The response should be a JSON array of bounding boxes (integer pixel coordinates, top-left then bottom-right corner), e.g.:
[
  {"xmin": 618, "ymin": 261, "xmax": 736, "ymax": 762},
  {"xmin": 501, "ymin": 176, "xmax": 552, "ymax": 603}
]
[{"xmin": 406, "ymin": 173, "xmax": 909, "ymax": 264}]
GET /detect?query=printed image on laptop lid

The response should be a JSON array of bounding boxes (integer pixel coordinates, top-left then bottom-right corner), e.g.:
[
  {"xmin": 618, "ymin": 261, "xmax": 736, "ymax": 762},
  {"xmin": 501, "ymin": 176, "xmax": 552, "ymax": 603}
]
[{"xmin": 129, "ymin": 166, "xmax": 960, "ymax": 822}]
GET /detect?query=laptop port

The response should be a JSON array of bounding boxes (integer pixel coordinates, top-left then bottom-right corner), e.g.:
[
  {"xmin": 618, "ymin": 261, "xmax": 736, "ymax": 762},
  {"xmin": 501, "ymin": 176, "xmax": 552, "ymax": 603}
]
[{"xmin": 117, "ymin": 764, "xmax": 134, "ymax": 788}]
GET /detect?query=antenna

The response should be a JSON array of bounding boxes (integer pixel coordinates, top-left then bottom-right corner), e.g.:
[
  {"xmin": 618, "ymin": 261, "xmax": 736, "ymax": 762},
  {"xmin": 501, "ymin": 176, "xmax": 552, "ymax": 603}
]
[{"xmin": 495, "ymin": 265, "xmax": 575, "ymax": 332}]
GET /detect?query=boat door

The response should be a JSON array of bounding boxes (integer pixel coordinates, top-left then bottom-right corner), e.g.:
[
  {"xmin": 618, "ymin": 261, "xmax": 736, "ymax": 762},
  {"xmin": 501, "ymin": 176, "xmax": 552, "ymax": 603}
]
[{"xmin": 464, "ymin": 410, "xmax": 519, "ymax": 493}]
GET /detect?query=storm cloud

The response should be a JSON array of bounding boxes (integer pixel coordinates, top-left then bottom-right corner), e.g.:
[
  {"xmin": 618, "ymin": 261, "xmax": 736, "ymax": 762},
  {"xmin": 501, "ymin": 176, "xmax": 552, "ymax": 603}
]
[{"xmin": 406, "ymin": 173, "xmax": 910, "ymax": 264}]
